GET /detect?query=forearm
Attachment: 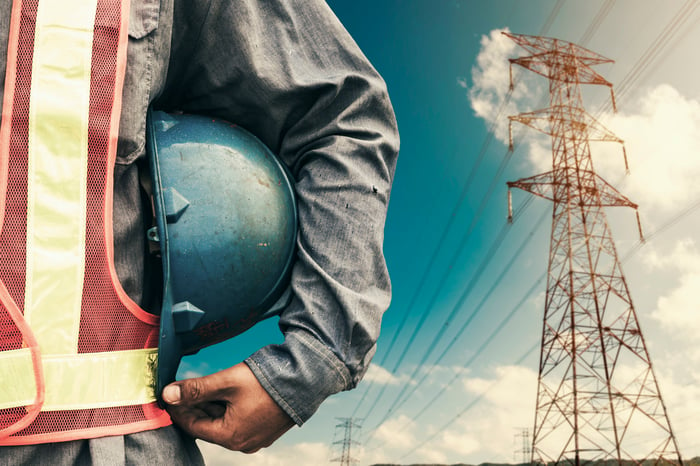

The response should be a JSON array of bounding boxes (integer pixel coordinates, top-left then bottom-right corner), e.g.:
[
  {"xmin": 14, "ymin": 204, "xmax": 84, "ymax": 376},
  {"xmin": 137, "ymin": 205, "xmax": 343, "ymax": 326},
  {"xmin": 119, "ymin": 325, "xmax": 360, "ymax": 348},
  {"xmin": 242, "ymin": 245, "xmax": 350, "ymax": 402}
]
[{"xmin": 162, "ymin": 0, "xmax": 400, "ymax": 424}]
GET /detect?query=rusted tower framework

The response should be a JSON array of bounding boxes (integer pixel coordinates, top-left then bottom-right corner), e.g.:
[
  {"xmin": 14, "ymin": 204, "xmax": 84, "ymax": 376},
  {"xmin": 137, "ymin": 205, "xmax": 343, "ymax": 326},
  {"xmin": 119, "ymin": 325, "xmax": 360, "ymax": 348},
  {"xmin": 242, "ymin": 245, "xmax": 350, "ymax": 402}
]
[{"xmin": 504, "ymin": 32, "xmax": 682, "ymax": 465}]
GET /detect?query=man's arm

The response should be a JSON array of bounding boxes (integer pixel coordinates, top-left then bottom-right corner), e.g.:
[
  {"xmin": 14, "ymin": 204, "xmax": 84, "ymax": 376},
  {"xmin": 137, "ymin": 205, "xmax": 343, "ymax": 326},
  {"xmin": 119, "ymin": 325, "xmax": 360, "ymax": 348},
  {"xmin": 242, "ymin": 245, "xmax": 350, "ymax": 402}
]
[{"xmin": 158, "ymin": 0, "xmax": 399, "ymax": 450}]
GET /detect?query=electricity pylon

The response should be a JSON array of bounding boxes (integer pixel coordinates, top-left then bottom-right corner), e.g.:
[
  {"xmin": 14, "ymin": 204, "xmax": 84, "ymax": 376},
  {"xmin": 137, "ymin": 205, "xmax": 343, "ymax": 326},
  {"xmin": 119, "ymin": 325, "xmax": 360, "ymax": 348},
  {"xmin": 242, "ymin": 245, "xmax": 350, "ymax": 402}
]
[
  {"xmin": 515, "ymin": 428, "xmax": 532, "ymax": 464},
  {"xmin": 331, "ymin": 418, "xmax": 362, "ymax": 466},
  {"xmin": 504, "ymin": 32, "xmax": 682, "ymax": 466}
]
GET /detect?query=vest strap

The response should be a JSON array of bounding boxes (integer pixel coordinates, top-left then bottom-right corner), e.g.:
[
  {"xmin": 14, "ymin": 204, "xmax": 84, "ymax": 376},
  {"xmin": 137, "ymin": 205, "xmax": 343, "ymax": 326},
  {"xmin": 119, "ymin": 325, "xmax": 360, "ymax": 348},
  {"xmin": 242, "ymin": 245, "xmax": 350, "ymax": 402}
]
[{"xmin": 0, "ymin": 349, "xmax": 158, "ymax": 411}]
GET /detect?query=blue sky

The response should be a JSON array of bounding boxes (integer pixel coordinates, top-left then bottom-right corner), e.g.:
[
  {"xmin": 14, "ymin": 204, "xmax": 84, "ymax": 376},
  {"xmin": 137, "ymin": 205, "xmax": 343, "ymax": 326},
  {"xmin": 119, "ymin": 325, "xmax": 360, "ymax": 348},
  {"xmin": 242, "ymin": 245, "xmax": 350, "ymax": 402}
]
[{"xmin": 183, "ymin": 1, "xmax": 700, "ymax": 464}]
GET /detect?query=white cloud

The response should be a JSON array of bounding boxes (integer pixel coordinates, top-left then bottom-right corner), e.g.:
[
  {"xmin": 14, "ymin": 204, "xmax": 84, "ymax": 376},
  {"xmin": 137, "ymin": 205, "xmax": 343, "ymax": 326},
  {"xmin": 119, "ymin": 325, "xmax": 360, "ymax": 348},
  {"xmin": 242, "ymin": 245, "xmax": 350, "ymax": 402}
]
[
  {"xmin": 648, "ymin": 239, "xmax": 700, "ymax": 337},
  {"xmin": 640, "ymin": 237, "xmax": 700, "ymax": 272},
  {"xmin": 595, "ymin": 84, "xmax": 700, "ymax": 213},
  {"xmin": 652, "ymin": 271, "xmax": 700, "ymax": 337},
  {"xmin": 655, "ymin": 368, "xmax": 700, "ymax": 456},
  {"xmin": 470, "ymin": 30, "xmax": 700, "ymax": 219},
  {"xmin": 365, "ymin": 414, "xmax": 450, "ymax": 465},
  {"xmin": 433, "ymin": 364, "xmax": 538, "ymax": 462},
  {"xmin": 464, "ymin": 23, "xmax": 700, "ymax": 464},
  {"xmin": 362, "ymin": 363, "xmax": 538, "ymax": 464},
  {"xmin": 461, "ymin": 365, "xmax": 537, "ymax": 449},
  {"xmin": 468, "ymin": 28, "xmax": 551, "ymax": 173},
  {"xmin": 371, "ymin": 414, "xmax": 417, "ymax": 450},
  {"xmin": 362, "ymin": 363, "xmax": 409, "ymax": 385},
  {"xmin": 439, "ymin": 429, "xmax": 480, "ymax": 457},
  {"xmin": 462, "ymin": 364, "xmax": 536, "ymax": 408},
  {"xmin": 469, "ymin": 28, "xmax": 517, "ymax": 112}
]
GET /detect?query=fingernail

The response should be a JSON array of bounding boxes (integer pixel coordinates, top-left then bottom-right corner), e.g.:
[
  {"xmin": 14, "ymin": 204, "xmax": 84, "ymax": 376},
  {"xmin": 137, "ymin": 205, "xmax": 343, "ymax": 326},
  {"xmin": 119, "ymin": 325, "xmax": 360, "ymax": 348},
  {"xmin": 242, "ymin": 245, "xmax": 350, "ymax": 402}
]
[{"xmin": 162, "ymin": 384, "xmax": 181, "ymax": 404}]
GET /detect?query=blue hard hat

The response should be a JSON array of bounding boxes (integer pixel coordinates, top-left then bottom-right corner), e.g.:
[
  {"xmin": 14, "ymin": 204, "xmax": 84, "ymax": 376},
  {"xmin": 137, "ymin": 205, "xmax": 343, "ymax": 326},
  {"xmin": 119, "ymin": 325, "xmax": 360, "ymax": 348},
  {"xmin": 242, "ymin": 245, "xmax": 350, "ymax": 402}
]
[{"xmin": 146, "ymin": 110, "xmax": 297, "ymax": 402}]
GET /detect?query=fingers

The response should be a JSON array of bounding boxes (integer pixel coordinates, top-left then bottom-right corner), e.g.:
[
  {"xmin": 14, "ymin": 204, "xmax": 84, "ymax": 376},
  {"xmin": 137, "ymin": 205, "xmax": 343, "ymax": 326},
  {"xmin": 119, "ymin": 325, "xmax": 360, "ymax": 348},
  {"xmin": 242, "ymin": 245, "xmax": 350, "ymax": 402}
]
[
  {"xmin": 162, "ymin": 363, "xmax": 295, "ymax": 453},
  {"xmin": 163, "ymin": 370, "xmax": 236, "ymax": 446},
  {"xmin": 168, "ymin": 403, "xmax": 230, "ymax": 446}
]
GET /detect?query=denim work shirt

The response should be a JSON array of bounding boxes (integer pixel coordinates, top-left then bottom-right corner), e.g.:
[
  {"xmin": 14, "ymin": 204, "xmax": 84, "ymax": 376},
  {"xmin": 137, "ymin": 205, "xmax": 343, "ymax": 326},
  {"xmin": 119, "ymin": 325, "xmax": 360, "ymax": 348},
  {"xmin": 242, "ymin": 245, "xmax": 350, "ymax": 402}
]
[{"xmin": 0, "ymin": 0, "xmax": 399, "ymax": 430}]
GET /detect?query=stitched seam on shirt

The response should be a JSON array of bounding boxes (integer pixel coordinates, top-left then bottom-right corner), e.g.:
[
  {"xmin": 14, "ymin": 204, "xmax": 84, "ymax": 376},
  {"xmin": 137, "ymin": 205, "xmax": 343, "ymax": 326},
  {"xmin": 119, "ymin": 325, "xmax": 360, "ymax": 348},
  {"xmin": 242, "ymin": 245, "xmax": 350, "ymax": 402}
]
[
  {"xmin": 117, "ymin": 9, "xmax": 158, "ymax": 165},
  {"xmin": 295, "ymin": 331, "xmax": 350, "ymax": 389}
]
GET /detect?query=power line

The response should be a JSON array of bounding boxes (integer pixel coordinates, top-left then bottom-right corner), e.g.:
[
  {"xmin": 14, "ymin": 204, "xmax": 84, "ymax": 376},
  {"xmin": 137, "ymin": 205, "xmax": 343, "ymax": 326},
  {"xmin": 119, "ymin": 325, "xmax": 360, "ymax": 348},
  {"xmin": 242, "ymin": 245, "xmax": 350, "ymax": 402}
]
[
  {"xmin": 363, "ymin": 187, "xmax": 700, "ymax": 456},
  {"xmin": 621, "ymin": 197, "xmax": 700, "ymax": 263},
  {"xmin": 354, "ymin": 1, "xmax": 569, "ymax": 418},
  {"xmin": 403, "ymin": 274, "xmax": 543, "ymax": 429},
  {"xmin": 354, "ymin": 4, "xmax": 569, "ymax": 420},
  {"xmin": 597, "ymin": 0, "xmax": 700, "ymax": 115},
  {"xmin": 381, "ymin": 189, "xmax": 700, "ymax": 444},
  {"xmin": 357, "ymin": 145, "xmax": 518, "ymax": 422},
  {"xmin": 355, "ymin": 2, "xmax": 700, "ymax": 456},
  {"xmin": 579, "ymin": 0, "xmax": 616, "ymax": 47},
  {"xmin": 364, "ymin": 202, "xmax": 544, "ymax": 433},
  {"xmin": 363, "ymin": 267, "xmax": 546, "ymax": 446},
  {"xmin": 538, "ymin": 0, "xmax": 567, "ymax": 36},
  {"xmin": 357, "ymin": 90, "xmax": 550, "ymax": 428},
  {"xmin": 358, "ymin": 103, "xmax": 550, "ymax": 424},
  {"xmin": 351, "ymin": 87, "xmax": 515, "ymax": 419}
]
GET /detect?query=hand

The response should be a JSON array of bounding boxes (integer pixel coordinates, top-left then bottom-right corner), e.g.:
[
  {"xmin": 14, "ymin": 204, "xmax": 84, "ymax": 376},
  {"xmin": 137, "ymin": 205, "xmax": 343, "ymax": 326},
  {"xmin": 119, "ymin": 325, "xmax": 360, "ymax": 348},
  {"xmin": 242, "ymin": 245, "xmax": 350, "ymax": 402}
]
[{"xmin": 162, "ymin": 362, "xmax": 295, "ymax": 453}]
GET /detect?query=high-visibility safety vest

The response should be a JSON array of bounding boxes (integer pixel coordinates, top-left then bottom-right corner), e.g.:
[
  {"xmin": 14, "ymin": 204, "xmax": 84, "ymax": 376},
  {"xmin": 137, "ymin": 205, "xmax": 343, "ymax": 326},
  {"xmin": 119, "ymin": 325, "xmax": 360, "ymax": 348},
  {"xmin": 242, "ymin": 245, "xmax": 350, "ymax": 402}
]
[{"xmin": 0, "ymin": 0, "xmax": 172, "ymax": 444}]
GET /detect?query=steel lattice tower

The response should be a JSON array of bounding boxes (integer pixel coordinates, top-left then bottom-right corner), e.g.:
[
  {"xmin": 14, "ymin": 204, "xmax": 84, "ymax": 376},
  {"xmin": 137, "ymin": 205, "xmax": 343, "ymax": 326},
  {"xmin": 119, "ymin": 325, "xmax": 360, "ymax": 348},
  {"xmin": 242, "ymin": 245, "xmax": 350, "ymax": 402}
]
[
  {"xmin": 504, "ymin": 32, "xmax": 682, "ymax": 466},
  {"xmin": 331, "ymin": 418, "xmax": 361, "ymax": 466}
]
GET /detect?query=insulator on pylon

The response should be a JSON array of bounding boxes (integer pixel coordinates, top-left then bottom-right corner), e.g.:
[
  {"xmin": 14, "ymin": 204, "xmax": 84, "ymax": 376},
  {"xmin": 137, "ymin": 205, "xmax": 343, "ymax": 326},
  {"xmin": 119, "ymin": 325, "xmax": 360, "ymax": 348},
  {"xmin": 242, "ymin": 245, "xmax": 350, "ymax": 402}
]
[
  {"xmin": 508, "ymin": 121, "xmax": 514, "ymax": 152},
  {"xmin": 610, "ymin": 86, "xmax": 617, "ymax": 113},
  {"xmin": 622, "ymin": 145, "xmax": 630, "ymax": 174},
  {"xmin": 507, "ymin": 188, "xmax": 513, "ymax": 223},
  {"xmin": 636, "ymin": 210, "xmax": 645, "ymax": 243},
  {"xmin": 509, "ymin": 62, "xmax": 514, "ymax": 92}
]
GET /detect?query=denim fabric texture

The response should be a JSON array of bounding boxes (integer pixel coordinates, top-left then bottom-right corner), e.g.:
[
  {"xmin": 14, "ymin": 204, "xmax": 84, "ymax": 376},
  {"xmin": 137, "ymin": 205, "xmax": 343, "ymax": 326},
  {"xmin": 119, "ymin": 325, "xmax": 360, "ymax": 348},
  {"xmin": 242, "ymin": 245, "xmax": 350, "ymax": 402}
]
[{"xmin": 0, "ymin": 0, "xmax": 399, "ymax": 459}]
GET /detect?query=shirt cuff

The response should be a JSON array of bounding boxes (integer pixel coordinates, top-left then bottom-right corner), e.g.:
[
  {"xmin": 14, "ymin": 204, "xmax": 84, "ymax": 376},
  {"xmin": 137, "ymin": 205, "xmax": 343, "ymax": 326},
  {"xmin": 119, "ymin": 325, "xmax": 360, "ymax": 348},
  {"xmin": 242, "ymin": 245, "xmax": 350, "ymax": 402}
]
[{"xmin": 244, "ymin": 330, "xmax": 352, "ymax": 425}]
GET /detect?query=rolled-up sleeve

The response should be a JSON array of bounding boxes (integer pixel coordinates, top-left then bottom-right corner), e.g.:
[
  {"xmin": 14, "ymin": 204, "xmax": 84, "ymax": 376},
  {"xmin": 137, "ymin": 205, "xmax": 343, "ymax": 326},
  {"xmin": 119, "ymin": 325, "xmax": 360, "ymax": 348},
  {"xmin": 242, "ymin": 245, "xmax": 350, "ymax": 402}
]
[{"xmin": 161, "ymin": 0, "xmax": 399, "ymax": 424}]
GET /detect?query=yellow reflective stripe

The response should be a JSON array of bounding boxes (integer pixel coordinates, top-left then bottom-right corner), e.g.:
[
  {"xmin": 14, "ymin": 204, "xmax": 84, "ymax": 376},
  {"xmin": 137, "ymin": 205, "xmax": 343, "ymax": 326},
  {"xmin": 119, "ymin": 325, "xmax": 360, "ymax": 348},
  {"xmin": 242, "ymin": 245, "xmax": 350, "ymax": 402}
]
[
  {"xmin": 0, "ymin": 349, "xmax": 157, "ymax": 411},
  {"xmin": 0, "ymin": 349, "xmax": 37, "ymax": 410},
  {"xmin": 24, "ymin": 0, "xmax": 99, "ymax": 354}
]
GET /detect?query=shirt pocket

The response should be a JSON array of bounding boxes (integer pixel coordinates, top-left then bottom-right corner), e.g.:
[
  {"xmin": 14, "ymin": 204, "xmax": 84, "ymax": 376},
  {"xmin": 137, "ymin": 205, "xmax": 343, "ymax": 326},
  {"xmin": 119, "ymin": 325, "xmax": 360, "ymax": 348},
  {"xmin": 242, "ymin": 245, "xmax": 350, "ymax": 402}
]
[
  {"xmin": 129, "ymin": 0, "xmax": 160, "ymax": 39},
  {"xmin": 117, "ymin": 0, "xmax": 162, "ymax": 165}
]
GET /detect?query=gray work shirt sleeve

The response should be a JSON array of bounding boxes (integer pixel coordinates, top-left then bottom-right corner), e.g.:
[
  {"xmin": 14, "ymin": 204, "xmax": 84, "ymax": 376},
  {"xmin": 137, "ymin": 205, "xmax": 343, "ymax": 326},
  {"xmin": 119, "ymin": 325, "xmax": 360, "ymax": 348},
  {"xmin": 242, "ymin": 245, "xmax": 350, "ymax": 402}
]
[{"xmin": 158, "ymin": 0, "xmax": 399, "ymax": 424}]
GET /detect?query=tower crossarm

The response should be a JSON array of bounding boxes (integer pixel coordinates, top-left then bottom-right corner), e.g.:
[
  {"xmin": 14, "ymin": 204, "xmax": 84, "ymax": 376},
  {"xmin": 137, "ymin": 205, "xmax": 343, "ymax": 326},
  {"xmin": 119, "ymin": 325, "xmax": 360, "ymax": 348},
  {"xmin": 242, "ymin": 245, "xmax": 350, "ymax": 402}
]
[
  {"xmin": 503, "ymin": 32, "xmax": 613, "ymax": 66},
  {"xmin": 510, "ymin": 55, "xmax": 612, "ymax": 87},
  {"xmin": 504, "ymin": 31, "xmax": 613, "ymax": 87},
  {"xmin": 591, "ymin": 173, "xmax": 637, "ymax": 208},
  {"xmin": 330, "ymin": 457, "xmax": 358, "ymax": 464},
  {"xmin": 509, "ymin": 106, "xmax": 623, "ymax": 143},
  {"xmin": 507, "ymin": 170, "xmax": 636, "ymax": 208},
  {"xmin": 507, "ymin": 171, "xmax": 557, "ymax": 203}
]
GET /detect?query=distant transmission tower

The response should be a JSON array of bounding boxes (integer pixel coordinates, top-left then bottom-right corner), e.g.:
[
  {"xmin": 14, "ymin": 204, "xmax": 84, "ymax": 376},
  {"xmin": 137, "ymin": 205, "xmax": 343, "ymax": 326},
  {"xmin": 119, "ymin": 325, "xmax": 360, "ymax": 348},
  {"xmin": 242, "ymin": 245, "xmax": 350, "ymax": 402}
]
[
  {"xmin": 514, "ymin": 428, "xmax": 532, "ymax": 464},
  {"xmin": 504, "ymin": 32, "xmax": 682, "ymax": 465},
  {"xmin": 331, "ymin": 418, "xmax": 362, "ymax": 466}
]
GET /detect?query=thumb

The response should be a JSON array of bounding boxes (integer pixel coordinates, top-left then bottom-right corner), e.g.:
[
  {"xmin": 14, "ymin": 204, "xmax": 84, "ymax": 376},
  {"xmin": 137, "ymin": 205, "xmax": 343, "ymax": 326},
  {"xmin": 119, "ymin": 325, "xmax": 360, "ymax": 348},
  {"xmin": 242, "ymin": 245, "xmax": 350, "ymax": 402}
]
[
  {"xmin": 162, "ymin": 375, "xmax": 219, "ymax": 406},
  {"xmin": 161, "ymin": 383, "xmax": 183, "ymax": 405}
]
